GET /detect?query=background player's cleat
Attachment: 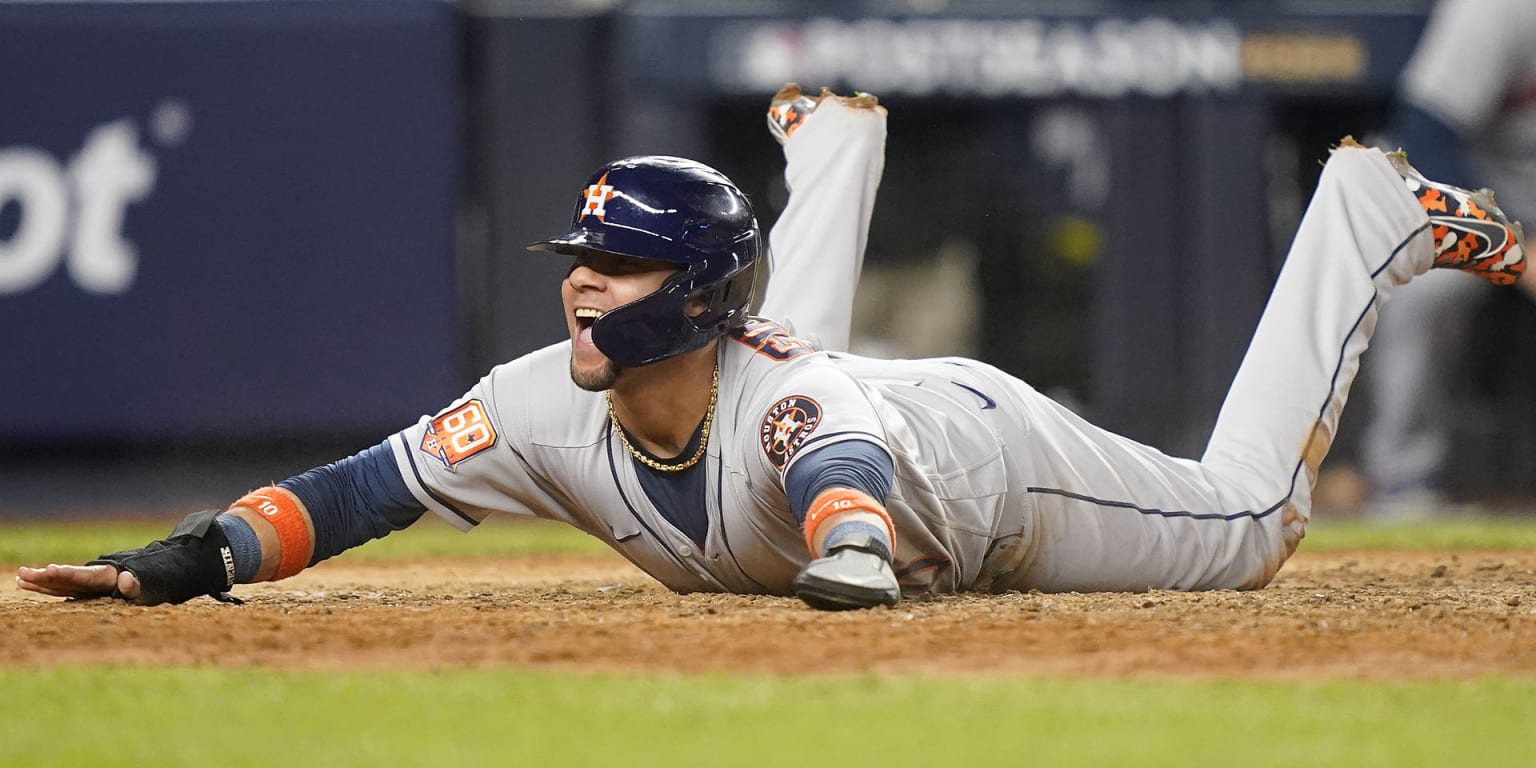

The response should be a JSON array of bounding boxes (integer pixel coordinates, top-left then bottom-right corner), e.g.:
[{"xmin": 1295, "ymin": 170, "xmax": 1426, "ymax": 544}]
[
  {"xmin": 766, "ymin": 84, "xmax": 885, "ymax": 146},
  {"xmin": 1385, "ymin": 146, "xmax": 1526, "ymax": 285}
]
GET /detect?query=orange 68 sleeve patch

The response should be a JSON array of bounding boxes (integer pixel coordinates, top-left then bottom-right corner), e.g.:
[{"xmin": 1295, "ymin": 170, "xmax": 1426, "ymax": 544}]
[
  {"xmin": 420, "ymin": 400, "xmax": 498, "ymax": 469},
  {"xmin": 760, "ymin": 395, "xmax": 822, "ymax": 471}
]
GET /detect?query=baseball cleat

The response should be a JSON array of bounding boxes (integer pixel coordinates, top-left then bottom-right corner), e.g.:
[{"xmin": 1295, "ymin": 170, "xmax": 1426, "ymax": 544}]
[
  {"xmin": 767, "ymin": 83, "xmax": 821, "ymax": 146},
  {"xmin": 767, "ymin": 84, "xmax": 885, "ymax": 146},
  {"xmin": 1380, "ymin": 143, "xmax": 1526, "ymax": 285}
]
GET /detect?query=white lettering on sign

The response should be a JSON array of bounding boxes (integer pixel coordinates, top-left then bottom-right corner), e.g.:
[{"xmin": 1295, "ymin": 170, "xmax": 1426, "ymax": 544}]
[
  {"xmin": 710, "ymin": 17, "xmax": 1243, "ymax": 98},
  {"xmin": 0, "ymin": 108, "xmax": 175, "ymax": 296}
]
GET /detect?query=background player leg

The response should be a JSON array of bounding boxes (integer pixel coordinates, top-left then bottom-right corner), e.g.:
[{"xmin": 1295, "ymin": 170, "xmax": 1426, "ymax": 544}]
[
  {"xmin": 1360, "ymin": 270, "xmax": 1488, "ymax": 519},
  {"xmin": 758, "ymin": 86, "xmax": 887, "ymax": 352}
]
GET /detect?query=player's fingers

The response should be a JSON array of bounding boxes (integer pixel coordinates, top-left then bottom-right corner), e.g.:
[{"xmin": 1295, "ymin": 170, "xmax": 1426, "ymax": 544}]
[
  {"xmin": 15, "ymin": 580, "xmax": 92, "ymax": 598},
  {"xmin": 116, "ymin": 570, "xmax": 142, "ymax": 601},
  {"xmin": 15, "ymin": 565, "xmax": 84, "ymax": 597},
  {"xmin": 14, "ymin": 563, "xmax": 119, "ymax": 598},
  {"xmin": 15, "ymin": 574, "xmax": 79, "ymax": 598}
]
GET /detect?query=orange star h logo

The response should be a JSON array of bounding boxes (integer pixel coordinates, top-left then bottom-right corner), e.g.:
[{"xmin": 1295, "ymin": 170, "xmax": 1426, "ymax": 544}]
[{"xmin": 580, "ymin": 172, "xmax": 616, "ymax": 221}]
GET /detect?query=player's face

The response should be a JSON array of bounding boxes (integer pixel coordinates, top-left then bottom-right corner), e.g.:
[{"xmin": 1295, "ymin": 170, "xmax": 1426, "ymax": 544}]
[{"xmin": 562, "ymin": 251, "xmax": 680, "ymax": 391}]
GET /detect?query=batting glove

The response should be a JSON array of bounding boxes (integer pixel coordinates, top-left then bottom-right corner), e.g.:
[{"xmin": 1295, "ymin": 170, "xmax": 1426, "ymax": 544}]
[{"xmin": 88, "ymin": 509, "xmax": 242, "ymax": 605}]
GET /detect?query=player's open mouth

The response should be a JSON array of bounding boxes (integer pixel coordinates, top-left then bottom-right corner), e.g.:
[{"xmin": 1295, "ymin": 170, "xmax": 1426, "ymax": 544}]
[{"xmin": 574, "ymin": 308, "xmax": 601, "ymax": 345}]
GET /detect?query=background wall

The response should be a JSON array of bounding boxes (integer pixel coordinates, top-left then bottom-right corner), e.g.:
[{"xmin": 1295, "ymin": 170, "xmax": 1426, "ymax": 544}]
[
  {"xmin": 0, "ymin": 0, "xmax": 464, "ymax": 440},
  {"xmin": 8, "ymin": 0, "xmax": 1532, "ymax": 516}
]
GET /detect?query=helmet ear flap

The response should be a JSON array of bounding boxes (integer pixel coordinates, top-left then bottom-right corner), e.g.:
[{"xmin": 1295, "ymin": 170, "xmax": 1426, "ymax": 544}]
[
  {"xmin": 684, "ymin": 259, "xmax": 756, "ymax": 326},
  {"xmin": 706, "ymin": 259, "xmax": 757, "ymax": 325}
]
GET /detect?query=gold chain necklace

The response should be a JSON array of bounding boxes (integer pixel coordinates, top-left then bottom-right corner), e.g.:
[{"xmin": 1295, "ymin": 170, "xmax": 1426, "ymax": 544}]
[{"xmin": 607, "ymin": 363, "xmax": 719, "ymax": 472}]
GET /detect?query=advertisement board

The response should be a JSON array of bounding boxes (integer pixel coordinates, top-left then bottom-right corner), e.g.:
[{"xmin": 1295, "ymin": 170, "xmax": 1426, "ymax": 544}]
[{"xmin": 0, "ymin": 1, "xmax": 463, "ymax": 439}]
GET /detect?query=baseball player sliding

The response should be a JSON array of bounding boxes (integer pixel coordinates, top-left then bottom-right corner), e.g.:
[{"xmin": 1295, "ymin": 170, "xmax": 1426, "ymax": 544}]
[{"xmin": 17, "ymin": 85, "xmax": 1528, "ymax": 610}]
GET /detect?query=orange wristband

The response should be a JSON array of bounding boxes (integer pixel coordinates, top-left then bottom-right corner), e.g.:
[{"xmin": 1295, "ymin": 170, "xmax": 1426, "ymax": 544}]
[
  {"xmin": 803, "ymin": 487, "xmax": 895, "ymax": 555},
  {"xmin": 233, "ymin": 487, "xmax": 313, "ymax": 580}
]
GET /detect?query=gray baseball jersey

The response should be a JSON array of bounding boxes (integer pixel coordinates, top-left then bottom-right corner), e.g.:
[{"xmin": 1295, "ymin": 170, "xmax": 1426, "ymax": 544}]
[{"xmin": 387, "ymin": 321, "xmax": 1028, "ymax": 596}]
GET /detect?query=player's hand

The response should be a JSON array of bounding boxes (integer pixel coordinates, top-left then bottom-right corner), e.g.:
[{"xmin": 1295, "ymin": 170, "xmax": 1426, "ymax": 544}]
[
  {"xmin": 792, "ymin": 546, "xmax": 901, "ymax": 611},
  {"xmin": 16, "ymin": 563, "xmax": 141, "ymax": 601},
  {"xmin": 17, "ymin": 509, "xmax": 238, "ymax": 606}
]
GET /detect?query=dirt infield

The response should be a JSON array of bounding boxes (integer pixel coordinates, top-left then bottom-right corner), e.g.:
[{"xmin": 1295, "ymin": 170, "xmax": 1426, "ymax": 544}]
[{"xmin": 5, "ymin": 549, "xmax": 1534, "ymax": 679}]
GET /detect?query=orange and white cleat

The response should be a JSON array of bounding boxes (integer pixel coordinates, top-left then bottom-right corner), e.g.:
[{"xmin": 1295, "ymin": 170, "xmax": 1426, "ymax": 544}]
[
  {"xmin": 766, "ymin": 83, "xmax": 884, "ymax": 146},
  {"xmin": 1387, "ymin": 147, "xmax": 1526, "ymax": 285},
  {"xmin": 766, "ymin": 83, "xmax": 818, "ymax": 145}
]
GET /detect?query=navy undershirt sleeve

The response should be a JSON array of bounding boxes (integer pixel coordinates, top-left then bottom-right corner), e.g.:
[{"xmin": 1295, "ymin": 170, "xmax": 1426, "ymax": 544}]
[
  {"xmin": 278, "ymin": 439, "xmax": 427, "ymax": 566},
  {"xmin": 1390, "ymin": 101, "xmax": 1480, "ymax": 189},
  {"xmin": 783, "ymin": 440, "xmax": 895, "ymax": 524}
]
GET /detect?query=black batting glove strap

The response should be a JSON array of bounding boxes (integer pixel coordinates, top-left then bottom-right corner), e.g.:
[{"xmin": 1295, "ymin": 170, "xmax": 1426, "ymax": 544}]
[{"xmin": 87, "ymin": 508, "xmax": 242, "ymax": 606}]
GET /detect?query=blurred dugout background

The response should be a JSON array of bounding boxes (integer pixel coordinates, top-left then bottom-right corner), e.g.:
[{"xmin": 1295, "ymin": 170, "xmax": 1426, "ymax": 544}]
[{"xmin": 1, "ymin": 0, "xmax": 1531, "ymax": 518}]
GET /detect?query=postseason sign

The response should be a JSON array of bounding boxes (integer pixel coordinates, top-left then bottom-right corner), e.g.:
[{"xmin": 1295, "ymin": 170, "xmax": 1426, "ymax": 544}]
[
  {"xmin": 621, "ymin": 8, "xmax": 1424, "ymax": 99},
  {"xmin": 0, "ymin": 1, "xmax": 463, "ymax": 439}
]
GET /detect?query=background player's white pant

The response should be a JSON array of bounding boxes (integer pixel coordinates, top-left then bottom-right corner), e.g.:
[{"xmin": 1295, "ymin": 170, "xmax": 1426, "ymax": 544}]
[
  {"xmin": 758, "ymin": 98, "xmax": 885, "ymax": 352},
  {"xmin": 1001, "ymin": 147, "xmax": 1434, "ymax": 591},
  {"xmin": 1361, "ymin": 271, "xmax": 1487, "ymax": 498}
]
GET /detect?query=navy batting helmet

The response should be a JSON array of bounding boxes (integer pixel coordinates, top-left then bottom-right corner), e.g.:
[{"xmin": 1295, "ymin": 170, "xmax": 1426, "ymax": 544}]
[{"xmin": 528, "ymin": 155, "xmax": 761, "ymax": 367}]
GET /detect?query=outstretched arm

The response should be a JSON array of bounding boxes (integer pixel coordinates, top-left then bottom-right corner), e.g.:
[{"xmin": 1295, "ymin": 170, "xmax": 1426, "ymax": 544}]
[{"xmin": 16, "ymin": 440, "xmax": 426, "ymax": 605}]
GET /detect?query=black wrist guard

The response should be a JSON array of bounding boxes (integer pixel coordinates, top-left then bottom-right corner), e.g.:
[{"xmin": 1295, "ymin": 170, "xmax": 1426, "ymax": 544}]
[{"xmin": 88, "ymin": 509, "xmax": 242, "ymax": 605}]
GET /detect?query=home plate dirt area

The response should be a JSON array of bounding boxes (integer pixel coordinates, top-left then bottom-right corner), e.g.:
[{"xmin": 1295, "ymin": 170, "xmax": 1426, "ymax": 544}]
[{"xmin": 5, "ymin": 550, "xmax": 1534, "ymax": 679}]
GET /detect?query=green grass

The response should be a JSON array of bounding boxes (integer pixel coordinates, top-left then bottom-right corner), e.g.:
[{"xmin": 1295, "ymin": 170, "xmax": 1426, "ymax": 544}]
[
  {"xmin": 5, "ymin": 513, "xmax": 1536, "ymax": 567},
  {"xmin": 0, "ymin": 515, "xmax": 610, "ymax": 566},
  {"xmin": 0, "ymin": 669, "xmax": 1531, "ymax": 767},
  {"xmin": 1302, "ymin": 515, "xmax": 1536, "ymax": 551},
  {"xmin": 5, "ymin": 517, "xmax": 1535, "ymax": 766}
]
